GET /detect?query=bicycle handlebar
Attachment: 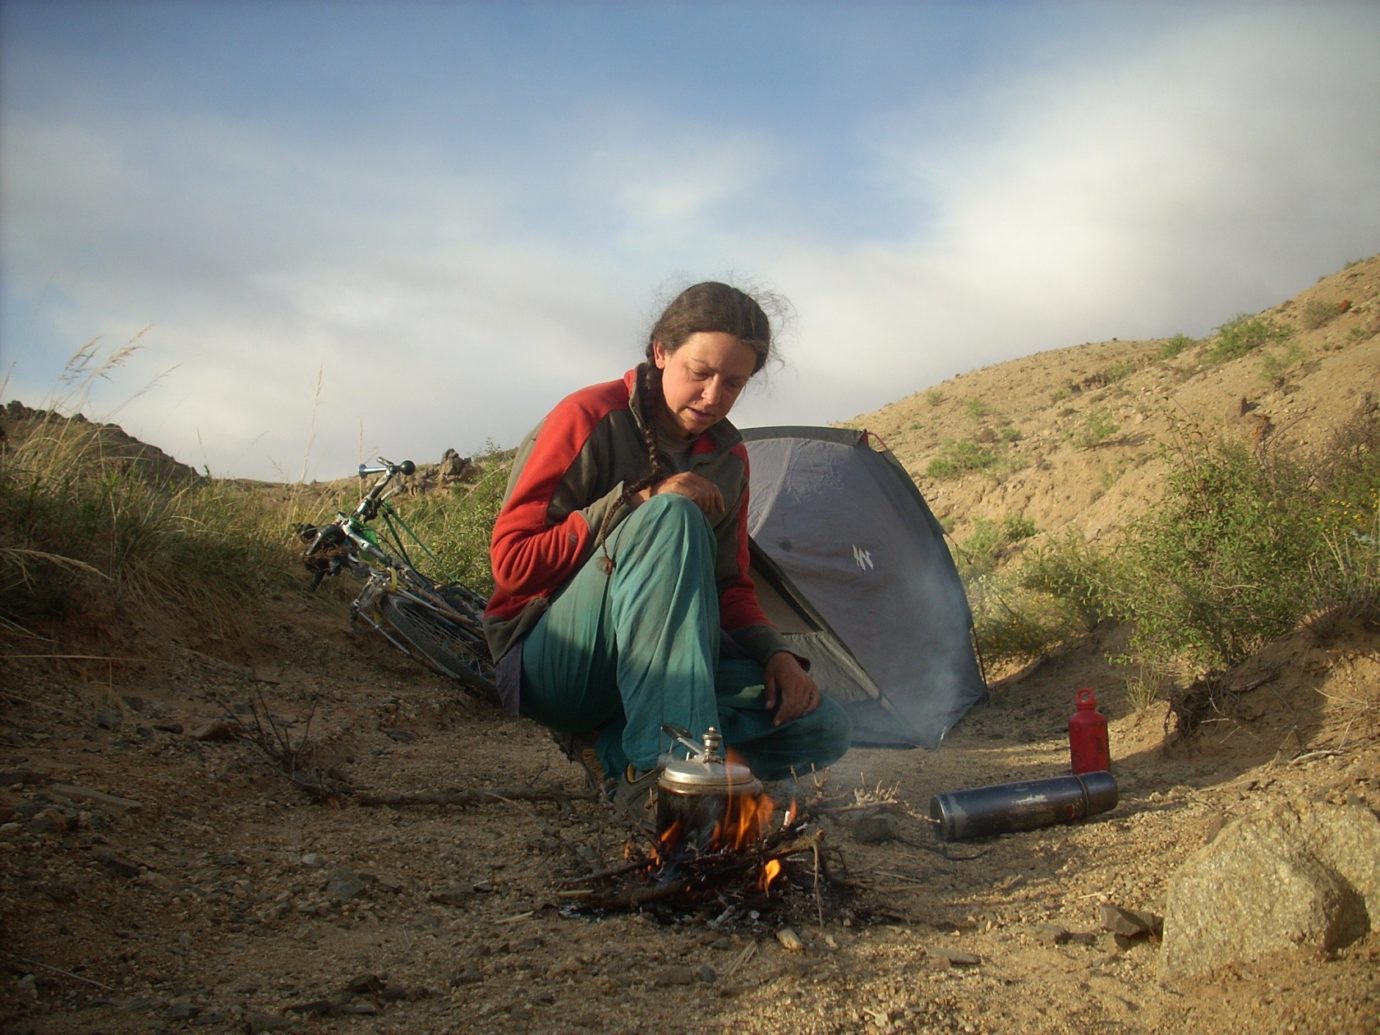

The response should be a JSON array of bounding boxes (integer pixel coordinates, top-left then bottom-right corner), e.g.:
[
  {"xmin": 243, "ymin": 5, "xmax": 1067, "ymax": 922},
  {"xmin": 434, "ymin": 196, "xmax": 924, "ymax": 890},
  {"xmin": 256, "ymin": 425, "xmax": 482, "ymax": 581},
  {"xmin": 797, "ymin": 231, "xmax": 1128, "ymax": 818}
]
[{"xmin": 357, "ymin": 458, "xmax": 416, "ymax": 478}]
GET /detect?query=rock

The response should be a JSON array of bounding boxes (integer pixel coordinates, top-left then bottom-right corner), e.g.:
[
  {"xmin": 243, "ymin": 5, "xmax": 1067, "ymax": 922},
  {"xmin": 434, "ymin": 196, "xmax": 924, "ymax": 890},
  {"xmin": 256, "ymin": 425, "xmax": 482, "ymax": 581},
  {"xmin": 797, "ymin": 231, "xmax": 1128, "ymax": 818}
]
[
  {"xmin": 775, "ymin": 927, "xmax": 805, "ymax": 952},
  {"xmin": 1099, "ymin": 903, "xmax": 1161, "ymax": 939},
  {"xmin": 1030, "ymin": 923, "xmax": 1071, "ymax": 945},
  {"xmin": 429, "ymin": 883, "xmax": 475, "ymax": 906},
  {"xmin": 325, "ymin": 867, "xmax": 374, "ymax": 904},
  {"xmin": 94, "ymin": 849, "xmax": 143, "ymax": 878},
  {"xmin": 1158, "ymin": 800, "xmax": 1380, "ymax": 981},
  {"xmin": 346, "ymin": 974, "xmax": 386, "ymax": 994},
  {"xmin": 50, "ymin": 783, "xmax": 143, "ymax": 812},
  {"xmin": 438, "ymin": 448, "xmax": 473, "ymax": 484},
  {"xmin": 653, "ymin": 965, "xmax": 696, "ymax": 986},
  {"xmin": 450, "ymin": 965, "xmax": 482, "ymax": 986},
  {"xmin": 932, "ymin": 948, "xmax": 981, "ymax": 967},
  {"xmin": 28, "ymin": 808, "xmax": 71, "ymax": 835},
  {"xmin": 191, "ymin": 719, "xmax": 241, "ymax": 742},
  {"xmin": 0, "ymin": 769, "xmax": 50, "ymax": 788},
  {"xmin": 286, "ymin": 999, "xmax": 339, "ymax": 1017},
  {"xmin": 244, "ymin": 1011, "xmax": 295, "ymax": 1033}
]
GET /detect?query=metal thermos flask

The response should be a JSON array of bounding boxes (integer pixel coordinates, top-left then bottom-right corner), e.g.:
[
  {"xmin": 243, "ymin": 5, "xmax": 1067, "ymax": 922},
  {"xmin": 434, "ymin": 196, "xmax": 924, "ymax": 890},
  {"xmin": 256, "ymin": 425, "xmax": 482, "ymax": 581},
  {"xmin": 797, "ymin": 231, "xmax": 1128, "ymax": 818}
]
[
  {"xmin": 1068, "ymin": 687, "xmax": 1111, "ymax": 774},
  {"xmin": 929, "ymin": 771, "xmax": 1118, "ymax": 842}
]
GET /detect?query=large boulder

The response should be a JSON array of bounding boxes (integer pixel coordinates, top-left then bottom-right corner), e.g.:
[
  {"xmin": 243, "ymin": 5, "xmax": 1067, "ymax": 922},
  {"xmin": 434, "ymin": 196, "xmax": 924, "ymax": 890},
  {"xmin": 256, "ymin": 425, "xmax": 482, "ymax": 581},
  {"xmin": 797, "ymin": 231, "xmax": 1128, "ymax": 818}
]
[{"xmin": 1158, "ymin": 799, "xmax": 1379, "ymax": 981}]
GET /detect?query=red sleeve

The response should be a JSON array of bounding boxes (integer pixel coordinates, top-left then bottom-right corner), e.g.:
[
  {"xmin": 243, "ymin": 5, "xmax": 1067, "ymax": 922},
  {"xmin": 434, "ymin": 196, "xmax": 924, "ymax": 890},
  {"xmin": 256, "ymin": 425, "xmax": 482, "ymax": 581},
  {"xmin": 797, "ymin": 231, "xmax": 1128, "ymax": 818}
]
[
  {"xmin": 716, "ymin": 444, "xmax": 772, "ymax": 631},
  {"xmin": 488, "ymin": 381, "xmax": 624, "ymax": 605}
]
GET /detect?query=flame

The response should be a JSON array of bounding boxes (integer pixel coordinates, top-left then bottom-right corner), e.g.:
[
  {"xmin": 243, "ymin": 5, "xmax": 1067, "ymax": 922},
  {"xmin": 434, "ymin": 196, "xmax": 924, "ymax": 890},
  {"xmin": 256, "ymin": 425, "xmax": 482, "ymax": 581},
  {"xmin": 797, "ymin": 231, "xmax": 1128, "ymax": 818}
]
[
  {"xmin": 658, "ymin": 817, "xmax": 683, "ymax": 847},
  {"xmin": 759, "ymin": 858, "xmax": 782, "ymax": 892},
  {"xmin": 650, "ymin": 746, "xmax": 806, "ymax": 896},
  {"xmin": 712, "ymin": 789, "xmax": 776, "ymax": 852}
]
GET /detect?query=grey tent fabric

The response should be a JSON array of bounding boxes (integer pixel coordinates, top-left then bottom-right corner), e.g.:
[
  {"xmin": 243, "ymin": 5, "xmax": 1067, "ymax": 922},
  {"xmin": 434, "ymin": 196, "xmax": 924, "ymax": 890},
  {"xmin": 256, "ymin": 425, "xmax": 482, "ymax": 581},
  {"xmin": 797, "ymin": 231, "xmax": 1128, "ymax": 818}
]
[{"xmin": 742, "ymin": 426, "xmax": 987, "ymax": 748}]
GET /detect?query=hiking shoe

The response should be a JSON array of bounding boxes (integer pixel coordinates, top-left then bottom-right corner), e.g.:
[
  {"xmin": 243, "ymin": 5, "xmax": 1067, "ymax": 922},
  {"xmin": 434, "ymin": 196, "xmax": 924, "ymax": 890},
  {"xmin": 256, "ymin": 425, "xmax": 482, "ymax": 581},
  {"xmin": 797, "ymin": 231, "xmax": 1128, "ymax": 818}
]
[
  {"xmin": 610, "ymin": 765, "xmax": 659, "ymax": 832},
  {"xmin": 549, "ymin": 730, "xmax": 608, "ymax": 795}
]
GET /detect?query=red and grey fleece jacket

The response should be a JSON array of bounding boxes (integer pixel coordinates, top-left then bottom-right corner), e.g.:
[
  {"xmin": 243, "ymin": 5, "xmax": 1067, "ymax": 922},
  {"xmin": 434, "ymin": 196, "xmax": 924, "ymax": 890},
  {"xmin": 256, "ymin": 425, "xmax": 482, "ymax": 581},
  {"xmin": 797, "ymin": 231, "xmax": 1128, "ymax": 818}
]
[{"xmin": 483, "ymin": 368, "xmax": 794, "ymax": 673}]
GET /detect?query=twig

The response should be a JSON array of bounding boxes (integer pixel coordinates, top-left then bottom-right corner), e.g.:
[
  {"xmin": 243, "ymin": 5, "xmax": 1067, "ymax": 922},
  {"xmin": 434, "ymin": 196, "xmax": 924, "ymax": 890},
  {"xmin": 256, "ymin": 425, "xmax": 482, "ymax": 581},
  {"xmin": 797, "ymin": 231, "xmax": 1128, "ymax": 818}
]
[
  {"xmin": 0, "ymin": 688, "xmax": 78, "ymax": 717},
  {"xmin": 811, "ymin": 833, "xmax": 825, "ymax": 926},
  {"xmin": 571, "ymin": 879, "xmax": 695, "ymax": 911},
  {"xmin": 560, "ymin": 859, "xmax": 650, "ymax": 886},
  {"xmin": 872, "ymin": 870, "xmax": 928, "ymax": 885},
  {"xmin": 3, "ymin": 951, "xmax": 113, "ymax": 991},
  {"xmin": 1288, "ymin": 749, "xmax": 1340, "ymax": 766},
  {"xmin": 0, "ymin": 654, "xmax": 144, "ymax": 662},
  {"xmin": 723, "ymin": 939, "xmax": 758, "ymax": 980},
  {"xmin": 812, "ymin": 801, "xmax": 904, "ymax": 816},
  {"xmin": 354, "ymin": 786, "xmax": 595, "ymax": 807}
]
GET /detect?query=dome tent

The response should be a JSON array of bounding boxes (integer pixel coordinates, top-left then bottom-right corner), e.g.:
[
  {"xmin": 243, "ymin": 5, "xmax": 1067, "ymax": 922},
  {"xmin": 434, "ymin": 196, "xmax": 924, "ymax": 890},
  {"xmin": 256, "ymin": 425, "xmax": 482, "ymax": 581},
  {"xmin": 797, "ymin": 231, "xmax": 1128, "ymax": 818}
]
[{"xmin": 742, "ymin": 426, "xmax": 987, "ymax": 748}]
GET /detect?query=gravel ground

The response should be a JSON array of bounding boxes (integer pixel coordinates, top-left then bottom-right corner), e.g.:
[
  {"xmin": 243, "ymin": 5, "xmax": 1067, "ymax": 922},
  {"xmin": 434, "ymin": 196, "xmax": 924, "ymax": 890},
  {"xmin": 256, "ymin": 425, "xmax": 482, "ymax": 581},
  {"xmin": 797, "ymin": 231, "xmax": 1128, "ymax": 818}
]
[{"xmin": 2, "ymin": 593, "xmax": 1377, "ymax": 1035}]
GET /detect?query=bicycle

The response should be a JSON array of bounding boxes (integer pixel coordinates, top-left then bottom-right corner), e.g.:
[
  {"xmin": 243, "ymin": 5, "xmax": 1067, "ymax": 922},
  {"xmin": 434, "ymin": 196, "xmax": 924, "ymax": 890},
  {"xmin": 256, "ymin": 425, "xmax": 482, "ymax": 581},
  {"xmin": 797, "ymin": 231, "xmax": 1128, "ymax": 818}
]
[{"xmin": 297, "ymin": 457, "xmax": 498, "ymax": 704}]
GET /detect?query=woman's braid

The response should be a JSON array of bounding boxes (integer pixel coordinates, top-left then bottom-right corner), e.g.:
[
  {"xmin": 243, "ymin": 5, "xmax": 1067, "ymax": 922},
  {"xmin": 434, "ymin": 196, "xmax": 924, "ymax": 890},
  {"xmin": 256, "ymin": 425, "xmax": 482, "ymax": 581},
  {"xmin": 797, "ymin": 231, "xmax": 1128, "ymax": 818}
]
[{"xmin": 595, "ymin": 363, "xmax": 666, "ymax": 573}]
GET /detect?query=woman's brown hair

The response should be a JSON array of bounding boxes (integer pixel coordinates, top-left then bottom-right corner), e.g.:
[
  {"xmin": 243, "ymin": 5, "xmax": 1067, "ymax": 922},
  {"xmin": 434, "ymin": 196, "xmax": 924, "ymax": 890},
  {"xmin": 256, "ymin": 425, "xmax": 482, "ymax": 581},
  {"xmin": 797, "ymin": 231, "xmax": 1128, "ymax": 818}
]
[{"xmin": 595, "ymin": 282, "xmax": 776, "ymax": 571}]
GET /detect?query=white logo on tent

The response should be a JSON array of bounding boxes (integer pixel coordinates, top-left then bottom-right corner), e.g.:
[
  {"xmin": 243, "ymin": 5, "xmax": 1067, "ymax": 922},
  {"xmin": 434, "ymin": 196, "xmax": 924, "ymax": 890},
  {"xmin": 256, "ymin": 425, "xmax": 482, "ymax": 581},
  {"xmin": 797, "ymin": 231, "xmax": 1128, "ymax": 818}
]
[{"xmin": 852, "ymin": 545, "xmax": 874, "ymax": 571}]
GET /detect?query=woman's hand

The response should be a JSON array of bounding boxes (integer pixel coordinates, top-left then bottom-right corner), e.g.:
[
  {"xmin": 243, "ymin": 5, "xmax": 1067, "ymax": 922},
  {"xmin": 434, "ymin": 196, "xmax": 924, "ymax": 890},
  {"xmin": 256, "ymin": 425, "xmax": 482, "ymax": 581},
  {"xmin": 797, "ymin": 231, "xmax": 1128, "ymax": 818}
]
[
  {"xmin": 639, "ymin": 472, "xmax": 724, "ymax": 516},
  {"xmin": 764, "ymin": 651, "xmax": 820, "ymax": 726}
]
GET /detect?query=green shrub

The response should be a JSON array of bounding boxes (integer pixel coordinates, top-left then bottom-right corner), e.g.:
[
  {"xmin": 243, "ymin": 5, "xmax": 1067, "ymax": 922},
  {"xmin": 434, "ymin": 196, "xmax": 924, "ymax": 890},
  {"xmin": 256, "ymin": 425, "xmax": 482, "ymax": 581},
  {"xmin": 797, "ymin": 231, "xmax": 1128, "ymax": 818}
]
[
  {"xmin": 1102, "ymin": 438, "xmax": 1324, "ymax": 677},
  {"xmin": 926, "ymin": 438, "xmax": 999, "ymax": 479},
  {"xmin": 1308, "ymin": 418, "xmax": 1380, "ymax": 622},
  {"xmin": 1301, "ymin": 298, "xmax": 1341, "ymax": 330},
  {"xmin": 1020, "ymin": 533, "xmax": 1115, "ymax": 632},
  {"xmin": 966, "ymin": 420, "xmax": 1380, "ymax": 698},
  {"xmin": 969, "ymin": 575, "xmax": 1081, "ymax": 663},
  {"xmin": 1259, "ymin": 341, "xmax": 1305, "ymax": 385},
  {"xmin": 1158, "ymin": 333, "xmax": 1195, "ymax": 359},
  {"xmin": 955, "ymin": 514, "xmax": 1037, "ymax": 581},
  {"xmin": 1103, "ymin": 361, "xmax": 1137, "ymax": 383},
  {"xmin": 1206, "ymin": 314, "xmax": 1291, "ymax": 364},
  {"xmin": 1076, "ymin": 409, "xmax": 1120, "ymax": 448}
]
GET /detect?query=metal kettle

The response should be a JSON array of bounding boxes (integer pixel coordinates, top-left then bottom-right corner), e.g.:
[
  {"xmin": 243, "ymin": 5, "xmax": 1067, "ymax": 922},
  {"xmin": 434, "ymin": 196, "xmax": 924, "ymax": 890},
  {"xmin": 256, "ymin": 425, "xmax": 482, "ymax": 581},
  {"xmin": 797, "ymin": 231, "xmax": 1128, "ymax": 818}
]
[{"xmin": 656, "ymin": 724, "xmax": 762, "ymax": 846}]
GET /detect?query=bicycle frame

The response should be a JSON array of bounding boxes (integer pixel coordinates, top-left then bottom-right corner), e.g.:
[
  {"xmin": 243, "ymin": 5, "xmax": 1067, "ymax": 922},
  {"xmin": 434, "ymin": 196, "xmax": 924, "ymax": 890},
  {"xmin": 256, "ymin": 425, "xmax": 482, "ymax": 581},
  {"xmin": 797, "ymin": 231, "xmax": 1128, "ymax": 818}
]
[{"xmin": 299, "ymin": 457, "xmax": 495, "ymax": 699}]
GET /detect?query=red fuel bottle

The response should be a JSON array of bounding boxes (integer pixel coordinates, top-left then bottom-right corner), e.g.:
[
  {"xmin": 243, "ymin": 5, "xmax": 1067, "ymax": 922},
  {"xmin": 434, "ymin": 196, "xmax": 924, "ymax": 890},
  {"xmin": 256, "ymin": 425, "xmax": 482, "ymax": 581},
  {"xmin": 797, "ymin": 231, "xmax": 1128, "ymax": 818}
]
[{"xmin": 1068, "ymin": 688, "xmax": 1110, "ymax": 773}]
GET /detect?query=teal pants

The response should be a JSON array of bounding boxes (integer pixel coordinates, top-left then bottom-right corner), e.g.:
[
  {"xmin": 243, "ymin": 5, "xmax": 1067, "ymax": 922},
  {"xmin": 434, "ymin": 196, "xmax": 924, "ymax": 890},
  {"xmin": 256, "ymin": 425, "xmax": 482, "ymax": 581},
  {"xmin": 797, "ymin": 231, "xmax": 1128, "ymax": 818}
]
[{"xmin": 519, "ymin": 494, "xmax": 851, "ymax": 781}]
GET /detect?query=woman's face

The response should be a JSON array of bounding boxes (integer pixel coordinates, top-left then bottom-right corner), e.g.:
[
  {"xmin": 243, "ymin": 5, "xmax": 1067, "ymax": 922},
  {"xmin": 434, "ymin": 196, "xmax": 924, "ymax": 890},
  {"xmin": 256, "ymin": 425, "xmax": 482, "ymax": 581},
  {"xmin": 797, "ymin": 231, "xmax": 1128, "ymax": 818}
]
[{"xmin": 652, "ymin": 331, "xmax": 758, "ymax": 439}]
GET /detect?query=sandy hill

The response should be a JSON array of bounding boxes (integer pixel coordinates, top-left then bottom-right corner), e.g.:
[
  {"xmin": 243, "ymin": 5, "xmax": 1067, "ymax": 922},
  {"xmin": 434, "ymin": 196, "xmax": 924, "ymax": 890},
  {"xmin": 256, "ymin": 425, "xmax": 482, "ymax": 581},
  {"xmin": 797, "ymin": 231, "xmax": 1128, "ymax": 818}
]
[{"xmin": 849, "ymin": 254, "xmax": 1378, "ymax": 547}]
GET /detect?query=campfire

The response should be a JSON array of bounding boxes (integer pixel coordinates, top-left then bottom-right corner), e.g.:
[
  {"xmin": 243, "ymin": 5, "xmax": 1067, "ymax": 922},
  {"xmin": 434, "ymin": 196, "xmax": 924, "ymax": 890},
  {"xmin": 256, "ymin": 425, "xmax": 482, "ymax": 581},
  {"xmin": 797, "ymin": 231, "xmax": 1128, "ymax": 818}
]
[{"xmin": 559, "ymin": 727, "xmax": 830, "ymax": 915}]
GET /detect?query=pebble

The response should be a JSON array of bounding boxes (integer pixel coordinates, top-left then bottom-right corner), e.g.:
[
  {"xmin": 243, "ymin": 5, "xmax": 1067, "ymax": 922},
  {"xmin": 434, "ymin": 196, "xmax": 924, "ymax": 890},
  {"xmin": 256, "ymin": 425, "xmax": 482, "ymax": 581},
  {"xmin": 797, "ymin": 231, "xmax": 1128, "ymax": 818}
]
[
  {"xmin": 451, "ymin": 965, "xmax": 482, "ymax": 986},
  {"xmin": 653, "ymin": 965, "xmax": 696, "ymax": 986}
]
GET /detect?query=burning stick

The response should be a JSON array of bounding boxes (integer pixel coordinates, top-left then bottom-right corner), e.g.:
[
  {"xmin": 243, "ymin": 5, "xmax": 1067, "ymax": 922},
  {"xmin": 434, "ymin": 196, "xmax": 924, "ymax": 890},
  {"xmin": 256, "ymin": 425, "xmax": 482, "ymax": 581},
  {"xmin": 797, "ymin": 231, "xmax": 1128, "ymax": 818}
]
[{"xmin": 561, "ymin": 821, "xmax": 826, "ymax": 913}]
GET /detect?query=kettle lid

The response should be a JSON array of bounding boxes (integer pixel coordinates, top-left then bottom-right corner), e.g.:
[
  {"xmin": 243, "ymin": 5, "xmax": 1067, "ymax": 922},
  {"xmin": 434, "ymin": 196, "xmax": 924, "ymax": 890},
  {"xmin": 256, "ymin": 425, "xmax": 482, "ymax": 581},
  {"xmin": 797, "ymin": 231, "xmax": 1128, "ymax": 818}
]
[{"xmin": 657, "ymin": 725, "xmax": 761, "ymax": 793}]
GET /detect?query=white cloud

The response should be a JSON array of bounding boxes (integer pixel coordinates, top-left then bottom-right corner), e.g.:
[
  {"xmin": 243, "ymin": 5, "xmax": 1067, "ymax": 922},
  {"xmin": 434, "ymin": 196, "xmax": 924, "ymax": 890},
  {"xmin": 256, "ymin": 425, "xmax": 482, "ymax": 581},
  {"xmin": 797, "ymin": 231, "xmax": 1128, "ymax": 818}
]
[
  {"xmin": 4, "ymin": 4, "xmax": 1378, "ymax": 479},
  {"xmin": 733, "ymin": 7, "xmax": 1380, "ymax": 428}
]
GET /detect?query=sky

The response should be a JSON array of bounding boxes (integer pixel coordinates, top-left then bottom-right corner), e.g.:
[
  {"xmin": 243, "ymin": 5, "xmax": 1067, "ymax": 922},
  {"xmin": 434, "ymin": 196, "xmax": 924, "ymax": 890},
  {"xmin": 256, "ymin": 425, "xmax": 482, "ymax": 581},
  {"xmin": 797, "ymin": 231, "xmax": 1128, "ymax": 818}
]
[{"xmin": 3, "ymin": 1, "xmax": 1378, "ymax": 481}]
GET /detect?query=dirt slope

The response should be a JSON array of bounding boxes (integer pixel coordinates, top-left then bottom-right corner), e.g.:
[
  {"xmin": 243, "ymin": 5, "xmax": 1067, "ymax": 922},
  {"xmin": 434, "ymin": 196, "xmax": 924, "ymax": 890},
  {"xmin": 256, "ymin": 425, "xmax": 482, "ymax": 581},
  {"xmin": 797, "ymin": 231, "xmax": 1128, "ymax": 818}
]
[
  {"xmin": 2, "ymin": 258, "xmax": 1378, "ymax": 1034},
  {"xmin": 855, "ymin": 256, "xmax": 1379, "ymax": 545}
]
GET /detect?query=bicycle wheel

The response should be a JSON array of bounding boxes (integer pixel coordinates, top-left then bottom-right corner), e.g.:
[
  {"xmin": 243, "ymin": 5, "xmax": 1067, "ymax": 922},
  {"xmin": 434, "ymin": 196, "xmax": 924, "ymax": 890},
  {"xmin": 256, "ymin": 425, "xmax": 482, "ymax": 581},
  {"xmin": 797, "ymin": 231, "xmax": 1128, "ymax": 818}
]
[
  {"xmin": 437, "ymin": 581, "xmax": 489, "ymax": 620},
  {"xmin": 379, "ymin": 595, "xmax": 499, "ymax": 705}
]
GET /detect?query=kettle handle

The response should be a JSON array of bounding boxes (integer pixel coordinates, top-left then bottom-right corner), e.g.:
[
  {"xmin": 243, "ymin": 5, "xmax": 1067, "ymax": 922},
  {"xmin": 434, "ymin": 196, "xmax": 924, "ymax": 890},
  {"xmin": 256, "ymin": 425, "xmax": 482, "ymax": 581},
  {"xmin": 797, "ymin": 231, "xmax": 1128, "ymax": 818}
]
[{"xmin": 660, "ymin": 723, "xmax": 723, "ymax": 763}]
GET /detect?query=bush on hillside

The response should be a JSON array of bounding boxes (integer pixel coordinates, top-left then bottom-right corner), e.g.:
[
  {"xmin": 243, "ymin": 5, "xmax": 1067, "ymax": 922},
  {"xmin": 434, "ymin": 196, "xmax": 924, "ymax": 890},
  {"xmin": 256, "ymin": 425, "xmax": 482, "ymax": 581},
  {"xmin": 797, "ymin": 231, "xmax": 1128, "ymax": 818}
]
[
  {"xmin": 966, "ymin": 419, "xmax": 1380, "ymax": 699},
  {"xmin": 1206, "ymin": 313, "xmax": 1291, "ymax": 364}
]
